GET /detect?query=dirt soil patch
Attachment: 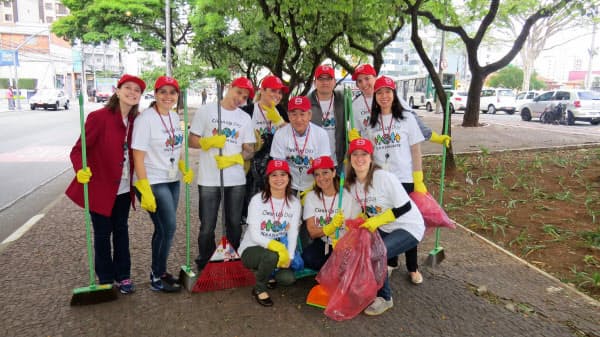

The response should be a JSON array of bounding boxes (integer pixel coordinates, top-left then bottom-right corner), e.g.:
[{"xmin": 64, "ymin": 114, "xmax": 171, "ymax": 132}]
[{"xmin": 423, "ymin": 147, "xmax": 600, "ymax": 300}]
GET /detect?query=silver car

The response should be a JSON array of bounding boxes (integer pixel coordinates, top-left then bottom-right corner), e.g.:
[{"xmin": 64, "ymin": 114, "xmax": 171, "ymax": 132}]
[
  {"xmin": 520, "ymin": 90, "xmax": 600, "ymax": 125},
  {"xmin": 29, "ymin": 89, "xmax": 70, "ymax": 110}
]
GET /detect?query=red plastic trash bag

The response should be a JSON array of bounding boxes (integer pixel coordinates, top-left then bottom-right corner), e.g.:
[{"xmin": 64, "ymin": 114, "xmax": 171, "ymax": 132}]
[
  {"xmin": 316, "ymin": 218, "xmax": 387, "ymax": 321},
  {"xmin": 409, "ymin": 191, "xmax": 456, "ymax": 231}
]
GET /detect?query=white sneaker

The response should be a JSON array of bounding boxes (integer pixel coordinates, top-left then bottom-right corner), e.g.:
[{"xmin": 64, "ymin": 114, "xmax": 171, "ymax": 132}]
[{"xmin": 364, "ymin": 297, "xmax": 394, "ymax": 316}]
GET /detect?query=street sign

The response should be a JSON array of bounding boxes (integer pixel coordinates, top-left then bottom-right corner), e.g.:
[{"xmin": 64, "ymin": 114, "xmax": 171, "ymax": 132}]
[{"xmin": 0, "ymin": 50, "xmax": 18, "ymax": 66}]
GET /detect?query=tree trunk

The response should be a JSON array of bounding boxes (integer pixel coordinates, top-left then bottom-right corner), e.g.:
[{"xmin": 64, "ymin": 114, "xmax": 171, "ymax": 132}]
[{"xmin": 462, "ymin": 72, "xmax": 485, "ymax": 127}]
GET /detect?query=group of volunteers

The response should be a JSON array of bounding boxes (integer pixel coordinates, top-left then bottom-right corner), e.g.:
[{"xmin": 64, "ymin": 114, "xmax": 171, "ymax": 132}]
[{"xmin": 66, "ymin": 63, "xmax": 451, "ymax": 317}]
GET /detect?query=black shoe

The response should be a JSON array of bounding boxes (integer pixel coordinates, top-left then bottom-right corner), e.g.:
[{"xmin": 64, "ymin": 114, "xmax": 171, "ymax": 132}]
[
  {"xmin": 252, "ymin": 289, "xmax": 273, "ymax": 307},
  {"xmin": 266, "ymin": 279, "xmax": 277, "ymax": 289}
]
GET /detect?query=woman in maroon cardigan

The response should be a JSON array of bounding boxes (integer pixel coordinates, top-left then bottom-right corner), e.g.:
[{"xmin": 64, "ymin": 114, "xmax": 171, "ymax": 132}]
[{"xmin": 65, "ymin": 74, "xmax": 146, "ymax": 295}]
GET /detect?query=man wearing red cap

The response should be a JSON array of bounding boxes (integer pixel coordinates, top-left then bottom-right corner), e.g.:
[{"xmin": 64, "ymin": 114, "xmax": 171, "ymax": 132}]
[
  {"xmin": 270, "ymin": 95, "xmax": 331, "ymax": 194},
  {"xmin": 350, "ymin": 64, "xmax": 451, "ymax": 148},
  {"xmin": 188, "ymin": 77, "xmax": 256, "ymax": 272},
  {"xmin": 308, "ymin": 64, "xmax": 347, "ymax": 168}
]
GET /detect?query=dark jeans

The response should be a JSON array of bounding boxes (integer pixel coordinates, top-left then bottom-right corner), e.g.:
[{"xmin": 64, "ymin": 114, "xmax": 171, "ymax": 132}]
[
  {"xmin": 90, "ymin": 193, "xmax": 132, "ymax": 284},
  {"xmin": 388, "ymin": 182, "xmax": 419, "ymax": 272},
  {"xmin": 195, "ymin": 185, "xmax": 245, "ymax": 271},
  {"xmin": 301, "ymin": 239, "xmax": 332, "ymax": 271},
  {"xmin": 241, "ymin": 246, "xmax": 296, "ymax": 293},
  {"xmin": 378, "ymin": 229, "xmax": 419, "ymax": 300},
  {"xmin": 138, "ymin": 181, "xmax": 180, "ymax": 277}
]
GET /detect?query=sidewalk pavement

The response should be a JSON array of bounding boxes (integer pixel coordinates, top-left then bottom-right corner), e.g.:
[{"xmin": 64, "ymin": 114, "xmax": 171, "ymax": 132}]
[{"xmin": 1, "ymin": 111, "xmax": 599, "ymax": 337}]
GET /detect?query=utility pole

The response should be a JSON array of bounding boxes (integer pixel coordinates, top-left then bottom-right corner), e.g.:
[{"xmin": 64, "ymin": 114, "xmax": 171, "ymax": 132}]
[
  {"xmin": 13, "ymin": 29, "xmax": 48, "ymax": 110},
  {"xmin": 586, "ymin": 7, "xmax": 598, "ymax": 90}
]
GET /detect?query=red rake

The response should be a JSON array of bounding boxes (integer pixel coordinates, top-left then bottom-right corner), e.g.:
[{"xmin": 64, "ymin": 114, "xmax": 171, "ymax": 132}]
[{"xmin": 192, "ymin": 236, "xmax": 255, "ymax": 292}]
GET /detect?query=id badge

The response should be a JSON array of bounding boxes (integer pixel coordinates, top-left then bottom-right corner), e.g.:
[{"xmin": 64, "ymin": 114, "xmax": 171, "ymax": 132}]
[{"xmin": 168, "ymin": 167, "xmax": 177, "ymax": 180}]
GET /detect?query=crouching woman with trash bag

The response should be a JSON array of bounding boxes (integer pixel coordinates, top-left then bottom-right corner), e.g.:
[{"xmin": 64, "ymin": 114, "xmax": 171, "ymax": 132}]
[
  {"xmin": 238, "ymin": 159, "xmax": 302, "ymax": 307},
  {"xmin": 344, "ymin": 138, "xmax": 425, "ymax": 316}
]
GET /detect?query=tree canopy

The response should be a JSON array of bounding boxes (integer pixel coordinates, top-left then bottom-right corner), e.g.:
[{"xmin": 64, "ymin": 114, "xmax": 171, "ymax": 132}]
[{"xmin": 487, "ymin": 65, "xmax": 546, "ymax": 90}]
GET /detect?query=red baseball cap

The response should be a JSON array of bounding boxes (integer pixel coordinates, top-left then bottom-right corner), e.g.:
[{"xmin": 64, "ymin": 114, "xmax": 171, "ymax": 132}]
[
  {"xmin": 287, "ymin": 96, "xmax": 311, "ymax": 112},
  {"xmin": 261, "ymin": 75, "xmax": 289, "ymax": 94},
  {"xmin": 373, "ymin": 76, "xmax": 396, "ymax": 92},
  {"xmin": 154, "ymin": 76, "xmax": 180, "ymax": 94},
  {"xmin": 314, "ymin": 64, "xmax": 335, "ymax": 79},
  {"xmin": 307, "ymin": 156, "xmax": 335, "ymax": 174},
  {"xmin": 351, "ymin": 64, "xmax": 376, "ymax": 81},
  {"xmin": 118, "ymin": 74, "xmax": 146, "ymax": 92},
  {"xmin": 348, "ymin": 138, "xmax": 374, "ymax": 155},
  {"xmin": 231, "ymin": 77, "xmax": 255, "ymax": 99},
  {"xmin": 266, "ymin": 159, "xmax": 290, "ymax": 176}
]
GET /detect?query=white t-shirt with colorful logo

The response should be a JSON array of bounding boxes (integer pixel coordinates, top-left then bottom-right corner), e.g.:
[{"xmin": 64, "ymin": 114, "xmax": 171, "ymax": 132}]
[
  {"xmin": 238, "ymin": 194, "xmax": 302, "ymax": 258},
  {"xmin": 131, "ymin": 107, "xmax": 183, "ymax": 184},
  {"xmin": 348, "ymin": 169, "xmax": 425, "ymax": 241},
  {"xmin": 270, "ymin": 122, "xmax": 331, "ymax": 191},
  {"xmin": 303, "ymin": 187, "xmax": 360, "ymax": 243},
  {"xmin": 190, "ymin": 102, "xmax": 254, "ymax": 187},
  {"xmin": 363, "ymin": 112, "xmax": 424, "ymax": 183}
]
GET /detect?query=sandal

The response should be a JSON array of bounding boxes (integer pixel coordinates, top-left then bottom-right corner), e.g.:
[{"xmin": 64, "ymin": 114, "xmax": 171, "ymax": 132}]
[
  {"xmin": 409, "ymin": 270, "xmax": 423, "ymax": 285},
  {"xmin": 252, "ymin": 289, "xmax": 273, "ymax": 307}
]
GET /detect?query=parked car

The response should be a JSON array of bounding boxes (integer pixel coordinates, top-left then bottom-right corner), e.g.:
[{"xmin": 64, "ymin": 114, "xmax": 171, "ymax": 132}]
[
  {"xmin": 520, "ymin": 89, "xmax": 600, "ymax": 125},
  {"xmin": 29, "ymin": 89, "xmax": 70, "ymax": 110},
  {"xmin": 448, "ymin": 90, "xmax": 468, "ymax": 113},
  {"xmin": 515, "ymin": 90, "xmax": 541, "ymax": 111},
  {"xmin": 480, "ymin": 88, "xmax": 516, "ymax": 114}
]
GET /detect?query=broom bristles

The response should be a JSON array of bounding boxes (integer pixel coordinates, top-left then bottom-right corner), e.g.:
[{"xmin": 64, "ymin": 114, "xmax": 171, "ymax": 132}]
[
  {"xmin": 70, "ymin": 285, "xmax": 118, "ymax": 306},
  {"xmin": 192, "ymin": 260, "xmax": 255, "ymax": 292}
]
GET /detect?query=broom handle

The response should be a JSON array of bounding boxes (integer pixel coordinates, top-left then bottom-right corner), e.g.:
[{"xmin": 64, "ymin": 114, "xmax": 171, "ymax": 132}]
[
  {"xmin": 78, "ymin": 93, "xmax": 95, "ymax": 287},
  {"xmin": 434, "ymin": 94, "xmax": 451, "ymax": 249},
  {"xmin": 183, "ymin": 89, "xmax": 191, "ymax": 270},
  {"xmin": 217, "ymin": 81, "xmax": 226, "ymax": 249}
]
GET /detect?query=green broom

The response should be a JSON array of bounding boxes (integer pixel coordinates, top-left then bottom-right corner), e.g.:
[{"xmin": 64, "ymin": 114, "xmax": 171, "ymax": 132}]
[
  {"xmin": 70, "ymin": 93, "xmax": 119, "ymax": 305},
  {"xmin": 425, "ymin": 93, "xmax": 451, "ymax": 267},
  {"xmin": 179, "ymin": 89, "xmax": 197, "ymax": 291}
]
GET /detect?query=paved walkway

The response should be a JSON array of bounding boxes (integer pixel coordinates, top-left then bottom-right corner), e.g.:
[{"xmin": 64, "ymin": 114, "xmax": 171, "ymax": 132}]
[{"xmin": 1, "ymin": 110, "xmax": 599, "ymax": 337}]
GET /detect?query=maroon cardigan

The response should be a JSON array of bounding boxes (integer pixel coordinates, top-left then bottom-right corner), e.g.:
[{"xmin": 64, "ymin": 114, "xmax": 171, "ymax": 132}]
[{"xmin": 65, "ymin": 106, "xmax": 136, "ymax": 217}]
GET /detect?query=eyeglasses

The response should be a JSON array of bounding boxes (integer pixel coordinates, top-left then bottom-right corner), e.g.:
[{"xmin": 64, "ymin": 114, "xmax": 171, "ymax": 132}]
[{"xmin": 156, "ymin": 89, "xmax": 178, "ymax": 96}]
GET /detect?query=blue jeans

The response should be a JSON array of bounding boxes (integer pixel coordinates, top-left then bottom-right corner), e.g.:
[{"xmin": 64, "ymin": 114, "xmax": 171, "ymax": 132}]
[
  {"xmin": 377, "ymin": 229, "xmax": 419, "ymax": 300},
  {"xmin": 90, "ymin": 193, "xmax": 132, "ymax": 284},
  {"xmin": 195, "ymin": 185, "xmax": 245, "ymax": 270},
  {"xmin": 138, "ymin": 181, "xmax": 180, "ymax": 277}
]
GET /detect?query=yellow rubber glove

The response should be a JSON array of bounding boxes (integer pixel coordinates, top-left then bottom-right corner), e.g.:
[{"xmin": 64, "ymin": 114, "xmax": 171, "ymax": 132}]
[
  {"xmin": 134, "ymin": 179, "xmax": 157, "ymax": 212},
  {"xmin": 413, "ymin": 170, "xmax": 427, "ymax": 193},
  {"xmin": 254, "ymin": 129, "xmax": 264, "ymax": 152},
  {"xmin": 429, "ymin": 131, "xmax": 451, "ymax": 148},
  {"xmin": 331, "ymin": 237, "xmax": 339, "ymax": 249},
  {"xmin": 360, "ymin": 209, "xmax": 396, "ymax": 232},
  {"xmin": 267, "ymin": 240, "xmax": 290, "ymax": 268},
  {"xmin": 243, "ymin": 160, "xmax": 251, "ymax": 174},
  {"xmin": 322, "ymin": 211, "xmax": 345, "ymax": 237},
  {"xmin": 76, "ymin": 167, "xmax": 92, "ymax": 184},
  {"xmin": 299, "ymin": 184, "xmax": 314, "ymax": 206},
  {"xmin": 214, "ymin": 153, "xmax": 244, "ymax": 169},
  {"xmin": 199, "ymin": 134, "xmax": 226, "ymax": 151},
  {"xmin": 263, "ymin": 103, "xmax": 284, "ymax": 127},
  {"xmin": 178, "ymin": 160, "xmax": 194, "ymax": 184},
  {"xmin": 348, "ymin": 128, "xmax": 361, "ymax": 142}
]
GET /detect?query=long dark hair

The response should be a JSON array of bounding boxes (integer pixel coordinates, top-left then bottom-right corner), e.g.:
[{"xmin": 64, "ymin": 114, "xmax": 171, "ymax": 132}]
[
  {"xmin": 369, "ymin": 89, "xmax": 406, "ymax": 128},
  {"xmin": 344, "ymin": 153, "xmax": 381, "ymax": 194},
  {"xmin": 262, "ymin": 173, "xmax": 294, "ymax": 203},
  {"xmin": 106, "ymin": 93, "xmax": 140, "ymax": 117},
  {"xmin": 313, "ymin": 169, "xmax": 340, "ymax": 199}
]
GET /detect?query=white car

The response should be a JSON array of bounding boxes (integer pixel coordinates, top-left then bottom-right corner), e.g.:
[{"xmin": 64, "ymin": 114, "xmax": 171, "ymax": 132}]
[
  {"xmin": 448, "ymin": 90, "xmax": 468, "ymax": 113},
  {"xmin": 480, "ymin": 88, "xmax": 516, "ymax": 114},
  {"xmin": 520, "ymin": 89, "xmax": 600, "ymax": 125},
  {"xmin": 515, "ymin": 91, "xmax": 541, "ymax": 111},
  {"xmin": 29, "ymin": 89, "xmax": 70, "ymax": 110}
]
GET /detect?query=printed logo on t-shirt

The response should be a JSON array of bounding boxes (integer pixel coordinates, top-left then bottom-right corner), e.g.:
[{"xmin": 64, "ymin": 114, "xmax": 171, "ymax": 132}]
[
  {"xmin": 286, "ymin": 154, "xmax": 312, "ymax": 168},
  {"xmin": 165, "ymin": 134, "xmax": 183, "ymax": 147},
  {"xmin": 211, "ymin": 127, "xmax": 240, "ymax": 140},
  {"xmin": 257, "ymin": 125, "xmax": 276, "ymax": 136},
  {"xmin": 366, "ymin": 204, "xmax": 383, "ymax": 217},
  {"xmin": 322, "ymin": 116, "xmax": 335, "ymax": 128},
  {"xmin": 261, "ymin": 219, "xmax": 291, "ymax": 238},
  {"xmin": 374, "ymin": 132, "xmax": 401, "ymax": 145}
]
